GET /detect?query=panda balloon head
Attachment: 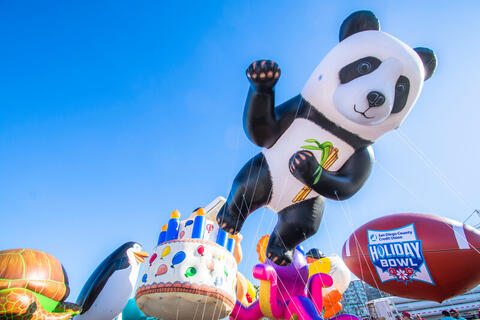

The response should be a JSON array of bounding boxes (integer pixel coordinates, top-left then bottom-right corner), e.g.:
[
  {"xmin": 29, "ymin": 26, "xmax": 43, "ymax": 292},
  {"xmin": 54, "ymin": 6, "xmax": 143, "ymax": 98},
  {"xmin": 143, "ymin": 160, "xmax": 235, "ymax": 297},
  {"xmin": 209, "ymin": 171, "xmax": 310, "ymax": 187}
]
[
  {"xmin": 217, "ymin": 10, "xmax": 437, "ymax": 266},
  {"xmin": 303, "ymin": 10, "xmax": 436, "ymax": 140}
]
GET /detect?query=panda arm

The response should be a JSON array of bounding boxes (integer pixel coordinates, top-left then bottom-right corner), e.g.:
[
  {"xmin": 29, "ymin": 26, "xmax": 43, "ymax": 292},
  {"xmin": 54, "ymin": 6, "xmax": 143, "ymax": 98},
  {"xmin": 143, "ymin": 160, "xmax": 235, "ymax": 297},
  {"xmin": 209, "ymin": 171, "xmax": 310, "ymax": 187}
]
[
  {"xmin": 290, "ymin": 146, "xmax": 374, "ymax": 200},
  {"xmin": 314, "ymin": 146, "xmax": 374, "ymax": 200},
  {"xmin": 243, "ymin": 90, "xmax": 300, "ymax": 148}
]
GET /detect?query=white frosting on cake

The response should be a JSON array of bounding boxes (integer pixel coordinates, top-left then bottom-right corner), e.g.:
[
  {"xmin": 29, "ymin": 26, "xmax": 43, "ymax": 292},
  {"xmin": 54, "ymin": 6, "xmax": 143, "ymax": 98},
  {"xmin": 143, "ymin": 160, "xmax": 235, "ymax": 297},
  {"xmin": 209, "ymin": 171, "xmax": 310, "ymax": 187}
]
[
  {"xmin": 141, "ymin": 239, "xmax": 237, "ymax": 292},
  {"xmin": 136, "ymin": 239, "xmax": 237, "ymax": 320}
]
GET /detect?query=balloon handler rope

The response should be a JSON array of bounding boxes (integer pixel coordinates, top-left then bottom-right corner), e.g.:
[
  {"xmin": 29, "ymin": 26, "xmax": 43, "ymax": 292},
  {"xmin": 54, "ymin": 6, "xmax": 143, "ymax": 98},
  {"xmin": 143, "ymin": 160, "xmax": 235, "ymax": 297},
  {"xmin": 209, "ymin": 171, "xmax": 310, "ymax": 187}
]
[{"xmin": 292, "ymin": 140, "xmax": 339, "ymax": 203}]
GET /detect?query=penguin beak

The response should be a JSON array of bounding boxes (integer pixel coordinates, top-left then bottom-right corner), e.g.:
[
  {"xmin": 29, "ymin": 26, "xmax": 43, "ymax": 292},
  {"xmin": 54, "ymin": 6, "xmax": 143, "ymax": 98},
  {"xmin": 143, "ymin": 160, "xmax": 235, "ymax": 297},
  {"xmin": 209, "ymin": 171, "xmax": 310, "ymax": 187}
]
[{"xmin": 133, "ymin": 251, "xmax": 149, "ymax": 263}]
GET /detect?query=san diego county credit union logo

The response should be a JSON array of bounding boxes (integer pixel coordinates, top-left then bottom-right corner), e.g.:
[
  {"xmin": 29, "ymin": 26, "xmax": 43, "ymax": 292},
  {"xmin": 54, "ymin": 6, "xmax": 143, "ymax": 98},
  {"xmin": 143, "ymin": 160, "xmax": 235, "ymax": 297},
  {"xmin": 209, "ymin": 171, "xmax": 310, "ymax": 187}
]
[{"xmin": 367, "ymin": 224, "xmax": 435, "ymax": 285}]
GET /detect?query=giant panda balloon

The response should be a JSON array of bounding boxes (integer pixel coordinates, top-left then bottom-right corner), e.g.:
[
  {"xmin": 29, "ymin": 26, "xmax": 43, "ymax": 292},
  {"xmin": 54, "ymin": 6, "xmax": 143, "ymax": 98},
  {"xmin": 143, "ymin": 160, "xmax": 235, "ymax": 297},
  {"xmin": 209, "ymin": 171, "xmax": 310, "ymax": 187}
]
[{"xmin": 217, "ymin": 10, "xmax": 437, "ymax": 265}]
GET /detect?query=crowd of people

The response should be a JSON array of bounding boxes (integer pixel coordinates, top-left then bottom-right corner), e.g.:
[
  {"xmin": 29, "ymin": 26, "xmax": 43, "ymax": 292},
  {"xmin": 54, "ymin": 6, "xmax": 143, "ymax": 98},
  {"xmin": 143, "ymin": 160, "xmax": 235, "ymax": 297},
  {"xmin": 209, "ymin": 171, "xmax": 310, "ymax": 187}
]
[
  {"xmin": 441, "ymin": 309, "xmax": 467, "ymax": 320},
  {"xmin": 394, "ymin": 309, "xmax": 469, "ymax": 320}
]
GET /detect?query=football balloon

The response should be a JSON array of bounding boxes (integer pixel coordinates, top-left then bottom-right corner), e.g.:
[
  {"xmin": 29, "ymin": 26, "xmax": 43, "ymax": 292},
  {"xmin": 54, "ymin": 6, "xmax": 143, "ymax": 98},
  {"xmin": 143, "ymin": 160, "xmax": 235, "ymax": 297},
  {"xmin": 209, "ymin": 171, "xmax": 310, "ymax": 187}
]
[{"xmin": 342, "ymin": 213, "xmax": 480, "ymax": 302}]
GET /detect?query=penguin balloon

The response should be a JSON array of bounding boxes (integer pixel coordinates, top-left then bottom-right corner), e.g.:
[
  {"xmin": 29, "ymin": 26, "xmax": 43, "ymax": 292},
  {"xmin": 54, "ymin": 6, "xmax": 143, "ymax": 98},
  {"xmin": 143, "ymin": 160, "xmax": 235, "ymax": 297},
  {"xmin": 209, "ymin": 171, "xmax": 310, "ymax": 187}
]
[{"xmin": 76, "ymin": 242, "xmax": 148, "ymax": 320}]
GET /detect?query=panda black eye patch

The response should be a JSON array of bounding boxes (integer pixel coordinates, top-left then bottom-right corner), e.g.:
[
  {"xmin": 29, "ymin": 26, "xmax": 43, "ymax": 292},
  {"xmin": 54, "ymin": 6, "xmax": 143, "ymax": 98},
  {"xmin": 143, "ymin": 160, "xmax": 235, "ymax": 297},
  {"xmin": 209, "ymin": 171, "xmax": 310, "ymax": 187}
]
[
  {"xmin": 339, "ymin": 57, "xmax": 381, "ymax": 84},
  {"xmin": 391, "ymin": 76, "xmax": 410, "ymax": 114}
]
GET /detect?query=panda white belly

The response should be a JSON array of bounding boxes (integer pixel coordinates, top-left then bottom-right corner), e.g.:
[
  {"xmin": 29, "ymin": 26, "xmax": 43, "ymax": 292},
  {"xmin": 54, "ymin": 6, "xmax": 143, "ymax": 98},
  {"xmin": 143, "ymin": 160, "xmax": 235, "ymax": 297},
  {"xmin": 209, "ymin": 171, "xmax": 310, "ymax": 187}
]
[{"xmin": 262, "ymin": 118, "xmax": 354, "ymax": 212}]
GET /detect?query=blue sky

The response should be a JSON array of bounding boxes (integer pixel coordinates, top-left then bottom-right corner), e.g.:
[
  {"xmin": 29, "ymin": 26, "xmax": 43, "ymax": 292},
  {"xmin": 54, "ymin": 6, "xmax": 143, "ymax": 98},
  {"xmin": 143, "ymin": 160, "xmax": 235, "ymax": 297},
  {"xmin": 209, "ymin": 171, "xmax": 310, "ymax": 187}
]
[{"xmin": 1, "ymin": 1, "xmax": 479, "ymax": 300}]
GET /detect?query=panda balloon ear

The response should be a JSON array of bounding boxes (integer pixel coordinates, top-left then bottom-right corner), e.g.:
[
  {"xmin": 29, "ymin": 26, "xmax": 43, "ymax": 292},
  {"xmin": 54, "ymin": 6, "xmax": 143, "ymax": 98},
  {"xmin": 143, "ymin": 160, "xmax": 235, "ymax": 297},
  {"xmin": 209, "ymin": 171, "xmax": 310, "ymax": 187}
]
[
  {"xmin": 414, "ymin": 47, "xmax": 437, "ymax": 80},
  {"xmin": 339, "ymin": 10, "xmax": 380, "ymax": 42}
]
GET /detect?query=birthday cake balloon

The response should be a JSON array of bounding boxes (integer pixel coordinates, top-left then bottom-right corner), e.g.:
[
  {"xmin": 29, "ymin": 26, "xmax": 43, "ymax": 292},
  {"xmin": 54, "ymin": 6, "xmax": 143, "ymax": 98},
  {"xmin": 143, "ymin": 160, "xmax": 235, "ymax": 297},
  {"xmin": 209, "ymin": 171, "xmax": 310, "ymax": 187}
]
[{"xmin": 135, "ymin": 197, "xmax": 239, "ymax": 320}]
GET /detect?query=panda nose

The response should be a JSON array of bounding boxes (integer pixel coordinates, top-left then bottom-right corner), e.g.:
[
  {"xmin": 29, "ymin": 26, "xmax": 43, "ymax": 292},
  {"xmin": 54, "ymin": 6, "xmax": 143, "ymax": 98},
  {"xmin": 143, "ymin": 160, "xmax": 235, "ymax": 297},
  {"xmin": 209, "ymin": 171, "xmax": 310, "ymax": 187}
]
[{"xmin": 367, "ymin": 91, "xmax": 386, "ymax": 107}]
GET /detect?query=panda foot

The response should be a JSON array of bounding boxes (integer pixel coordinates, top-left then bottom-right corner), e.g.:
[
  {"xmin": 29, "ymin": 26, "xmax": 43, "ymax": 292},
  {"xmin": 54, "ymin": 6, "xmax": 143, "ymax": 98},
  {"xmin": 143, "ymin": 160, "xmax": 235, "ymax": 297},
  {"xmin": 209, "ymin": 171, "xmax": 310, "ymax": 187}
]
[
  {"xmin": 216, "ymin": 206, "xmax": 245, "ymax": 235},
  {"xmin": 266, "ymin": 242, "xmax": 294, "ymax": 266},
  {"xmin": 246, "ymin": 60, "xmax": 281, "ymax": 91}
]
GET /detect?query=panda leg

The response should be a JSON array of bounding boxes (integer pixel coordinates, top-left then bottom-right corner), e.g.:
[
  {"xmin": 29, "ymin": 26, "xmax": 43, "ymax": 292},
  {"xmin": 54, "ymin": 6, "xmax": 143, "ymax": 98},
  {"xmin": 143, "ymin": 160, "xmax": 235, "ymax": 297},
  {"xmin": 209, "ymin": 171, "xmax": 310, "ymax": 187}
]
[
  {"xmin": 267, "ymin": 197, "xmax": 324, "ymax": 265},
  {"xmin": 217, "ymin": 152, "xmax": 273, "ymax": 235}
]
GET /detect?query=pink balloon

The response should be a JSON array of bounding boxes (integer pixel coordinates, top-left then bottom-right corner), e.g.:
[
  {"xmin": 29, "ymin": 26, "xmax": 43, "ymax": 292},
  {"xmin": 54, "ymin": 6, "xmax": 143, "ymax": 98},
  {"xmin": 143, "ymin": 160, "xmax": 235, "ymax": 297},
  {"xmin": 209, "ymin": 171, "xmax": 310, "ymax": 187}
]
[
  {"xmin": 206, "ymin": 224, "xmax": 214, "ymax": 233},
  {"xmin": 197, "ymin": 245, "xmax": 205, "ymax": 256},
  {"xmin": 207, "ymin": 259, "xmax": 214, "ymax": 272},
  {"xmin": 155, "ymin": 264, "xmax": 168, "ymax": 276},
  {"xmin": 149, "ymin": 253, "xmax": 158, "ymax": 266}
]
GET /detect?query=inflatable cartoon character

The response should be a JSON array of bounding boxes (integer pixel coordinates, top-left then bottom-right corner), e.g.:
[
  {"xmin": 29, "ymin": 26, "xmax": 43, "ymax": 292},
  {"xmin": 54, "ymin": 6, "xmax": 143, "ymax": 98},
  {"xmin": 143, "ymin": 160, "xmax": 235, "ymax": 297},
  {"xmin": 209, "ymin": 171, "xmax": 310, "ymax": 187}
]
[
  {"xmin": 0, "ymin": 244, "xmax": 147, "ymax": 320},
  {"xmin": 306, "ymin": 249, "xmax": 351, "ymax": 318},
  {"xmin": 217, "ymin": 10, "xmax": 437, "ymax": 265},
  {"xmin": 0, "ymin": 249, "xmax": 81, "ymax": 320},
  {"xmin": 230, "ymin": 236, "xmax": 359, "ymax": 320}
]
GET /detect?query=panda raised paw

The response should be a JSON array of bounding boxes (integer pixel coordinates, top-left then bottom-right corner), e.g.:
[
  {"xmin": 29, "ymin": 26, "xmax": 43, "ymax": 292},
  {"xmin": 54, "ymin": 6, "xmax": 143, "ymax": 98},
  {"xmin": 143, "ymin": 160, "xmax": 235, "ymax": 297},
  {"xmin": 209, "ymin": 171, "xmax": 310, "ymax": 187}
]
[
  {"xmin": 289, "ymin": 150, "xmax": 320, "ymax": 184},
  {"xmin": 246, "ymin": 60, "xmax": 281, "ymax": 91}
]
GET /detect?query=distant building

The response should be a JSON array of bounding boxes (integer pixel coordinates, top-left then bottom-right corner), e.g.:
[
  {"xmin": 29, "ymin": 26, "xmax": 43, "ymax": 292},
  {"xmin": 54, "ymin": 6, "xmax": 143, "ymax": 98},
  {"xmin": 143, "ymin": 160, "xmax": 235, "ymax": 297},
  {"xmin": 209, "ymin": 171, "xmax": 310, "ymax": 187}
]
[
  {"xmin": 365, "ymin": 282, "xmax": 389, "ymax": 301},
  {"xmin": 341, "ymin": 280, "xmax": 389, "ymax": 318}
]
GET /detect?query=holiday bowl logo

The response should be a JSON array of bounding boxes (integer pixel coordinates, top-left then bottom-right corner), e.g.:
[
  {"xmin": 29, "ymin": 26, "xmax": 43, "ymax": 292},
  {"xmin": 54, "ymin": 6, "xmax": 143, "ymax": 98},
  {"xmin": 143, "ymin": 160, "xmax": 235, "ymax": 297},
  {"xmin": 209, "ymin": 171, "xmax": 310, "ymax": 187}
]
[{"xmin": 367, "ymin": 224, "xmax": 434, "ymax": 285}]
